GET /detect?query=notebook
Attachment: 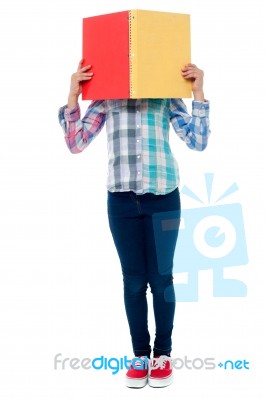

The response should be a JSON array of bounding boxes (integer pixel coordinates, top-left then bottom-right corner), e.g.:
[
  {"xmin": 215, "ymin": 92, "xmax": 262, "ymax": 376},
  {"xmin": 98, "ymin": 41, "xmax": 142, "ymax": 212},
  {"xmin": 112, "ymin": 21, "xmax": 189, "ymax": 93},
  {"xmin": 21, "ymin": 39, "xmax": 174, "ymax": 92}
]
[{"xmin": 82, "ymin": 9, "xmax": 191, "ymax": 100}]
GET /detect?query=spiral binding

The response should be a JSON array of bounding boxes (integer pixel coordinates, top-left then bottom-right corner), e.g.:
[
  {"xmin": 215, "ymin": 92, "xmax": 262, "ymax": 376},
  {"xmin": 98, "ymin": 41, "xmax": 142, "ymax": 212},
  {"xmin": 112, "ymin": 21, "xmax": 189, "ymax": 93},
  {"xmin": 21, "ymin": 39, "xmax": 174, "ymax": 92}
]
[{"xmin": 129, "ymin": 11, "xmax": 133, "ymax": 98}]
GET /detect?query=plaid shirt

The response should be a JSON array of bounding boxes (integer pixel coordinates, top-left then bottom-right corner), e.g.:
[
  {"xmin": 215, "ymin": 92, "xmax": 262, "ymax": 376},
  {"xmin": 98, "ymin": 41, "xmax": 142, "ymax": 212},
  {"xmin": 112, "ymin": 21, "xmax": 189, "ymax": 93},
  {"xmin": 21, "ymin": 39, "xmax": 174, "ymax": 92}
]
[{"xmin": 58, "ymin": 98, "xmax": 210, "ymax": 195}]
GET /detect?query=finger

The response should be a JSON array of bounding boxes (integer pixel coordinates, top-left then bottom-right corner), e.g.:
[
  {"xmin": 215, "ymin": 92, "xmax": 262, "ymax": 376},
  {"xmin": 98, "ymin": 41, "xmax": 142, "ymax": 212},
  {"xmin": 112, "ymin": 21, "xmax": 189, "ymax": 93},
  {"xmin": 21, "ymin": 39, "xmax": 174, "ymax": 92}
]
[
  {"xmin": 182, "ymin": 66, "xmax": 198, "ymax": 73},
  {"xmin": 80, "ymin": 65, "xmax": 92, "ymax": 72},
  {"xmin": 77, "ymin": 75, "xmax": 93, "ymax": 81},
  {"xmin": 182, "ymin": 69, "xmax": 202, "ymax": 77},
  {"xmin": 181, "ymin": 72, "xmax": 198, "ymax": 79},
  {"xmin": 184, "ymin": 63, "xmax": 197, "ymax": 68},
  {"xmin": 77, "ymin": 59, "xmax": 92, "ymax": 72},
  {"xmin": 78, "ymin": 72, "xmax": 93, "ymax": 79},
  {"xmin": 181, "ymin": 70, "xmax": 197, "ymax": 76},
  {"xmin": 77, "ymin": 59, "xmax": 84, "ymax": 70},
  {"xmin": 79, "ymin": 71, "xmax": 93, "ymax": 76},
  {"xmin": 181, "ymin": 66, "xmax": 197, "ymax": 73}
]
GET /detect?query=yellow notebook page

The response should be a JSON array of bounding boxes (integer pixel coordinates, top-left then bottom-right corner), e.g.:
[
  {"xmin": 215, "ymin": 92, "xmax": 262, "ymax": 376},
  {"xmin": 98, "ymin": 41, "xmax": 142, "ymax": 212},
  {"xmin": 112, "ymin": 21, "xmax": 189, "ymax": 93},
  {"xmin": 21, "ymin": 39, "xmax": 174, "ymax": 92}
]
[{"xmin": 130, "ymin": 10, "xmax": 191, "ymax": 99}]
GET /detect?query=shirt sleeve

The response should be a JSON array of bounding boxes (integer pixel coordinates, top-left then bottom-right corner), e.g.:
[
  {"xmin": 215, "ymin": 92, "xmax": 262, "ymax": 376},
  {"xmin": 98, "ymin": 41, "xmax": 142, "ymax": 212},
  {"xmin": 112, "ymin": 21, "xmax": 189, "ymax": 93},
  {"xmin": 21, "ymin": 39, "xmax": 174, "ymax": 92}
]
[
  {"xmin": 58, "ymin": 100, "xmax": 106, "ymax": 154},
  {"xmin": 169, "ymin": 98, "xmax": 211, "ymax": 151}
]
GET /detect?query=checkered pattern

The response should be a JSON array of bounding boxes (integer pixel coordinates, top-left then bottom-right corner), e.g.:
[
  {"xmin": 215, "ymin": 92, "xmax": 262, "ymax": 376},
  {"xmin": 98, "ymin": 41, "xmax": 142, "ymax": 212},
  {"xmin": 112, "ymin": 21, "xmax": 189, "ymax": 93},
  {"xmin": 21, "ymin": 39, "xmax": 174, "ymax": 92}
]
[{"xmin": 58, "ymin": 98, "xmax": 210, "ymax": 195}]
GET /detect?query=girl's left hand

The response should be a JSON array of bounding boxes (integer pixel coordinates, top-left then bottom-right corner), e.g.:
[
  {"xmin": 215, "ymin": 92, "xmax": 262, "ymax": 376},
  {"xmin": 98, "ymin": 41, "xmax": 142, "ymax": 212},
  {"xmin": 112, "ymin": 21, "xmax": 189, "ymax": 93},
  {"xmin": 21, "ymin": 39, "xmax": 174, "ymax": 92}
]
[{"xmin": 181, "ymin": 63, "xmax": 204, "ymax": 95}]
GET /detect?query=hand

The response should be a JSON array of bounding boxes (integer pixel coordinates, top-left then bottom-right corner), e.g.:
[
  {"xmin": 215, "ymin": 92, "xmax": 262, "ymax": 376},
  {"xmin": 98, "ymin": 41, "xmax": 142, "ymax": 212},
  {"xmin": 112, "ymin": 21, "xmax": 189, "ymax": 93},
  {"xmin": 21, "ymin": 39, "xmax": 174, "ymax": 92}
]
[
  {"xmin": 69, "ymin": 59, "xmax": 94, "ymax": 98},
  {"xmin": 181, "ymin": 64, "xmax": 205, "ymax": 101}
]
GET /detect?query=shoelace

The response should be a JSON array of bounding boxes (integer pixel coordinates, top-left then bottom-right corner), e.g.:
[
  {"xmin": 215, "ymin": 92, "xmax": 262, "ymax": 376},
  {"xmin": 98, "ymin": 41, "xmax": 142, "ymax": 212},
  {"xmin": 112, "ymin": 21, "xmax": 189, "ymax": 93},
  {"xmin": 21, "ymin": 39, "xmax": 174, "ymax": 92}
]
[
  {"xmin": 130, "ymin": 356, "xmax": 149, "ymax": 369},
  {"xmin": 153, "ymin": 355, "xmax": 171, "ymax": 369}
]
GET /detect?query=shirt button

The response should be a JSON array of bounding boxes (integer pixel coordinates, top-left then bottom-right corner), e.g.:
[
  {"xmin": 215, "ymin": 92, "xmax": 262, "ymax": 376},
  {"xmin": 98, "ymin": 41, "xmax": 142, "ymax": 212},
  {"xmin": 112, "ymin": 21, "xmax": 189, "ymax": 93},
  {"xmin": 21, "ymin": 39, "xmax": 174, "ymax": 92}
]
[
  {"xmin": 136, "ymin": 139, "xmax": 140, "ymax": 142},
  {"xmin": 137, "ymin": 125, "xmax": 140, "ymax": 128},
  {"xmin": 137, "ymin": 155, "xmax": 140, "ymax": 158},
  {"xmin": 137, "ymin": 171, "xmax": 141, "ymax": 175},
  {"xmin": 199, "ymin": 110, "xmax": 205, "ymax": 117}
]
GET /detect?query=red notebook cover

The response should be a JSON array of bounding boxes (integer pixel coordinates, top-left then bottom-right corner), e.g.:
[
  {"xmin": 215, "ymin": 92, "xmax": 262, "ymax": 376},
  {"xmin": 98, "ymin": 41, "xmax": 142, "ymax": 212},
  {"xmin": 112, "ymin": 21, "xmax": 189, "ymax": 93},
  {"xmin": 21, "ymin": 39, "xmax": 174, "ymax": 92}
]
[{"xmin": 82, "ymin": 11, "xmax": 130, "ymax": 100}]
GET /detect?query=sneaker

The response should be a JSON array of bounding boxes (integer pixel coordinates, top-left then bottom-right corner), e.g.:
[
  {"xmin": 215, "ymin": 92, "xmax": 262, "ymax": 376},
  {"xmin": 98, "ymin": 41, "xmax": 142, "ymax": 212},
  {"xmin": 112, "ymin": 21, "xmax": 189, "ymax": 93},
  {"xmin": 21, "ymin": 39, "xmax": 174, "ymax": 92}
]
[
  {"xmin": 148, "ymin": 355, "xmax": 173, "ymax": 388},
  {"xmin": 125, "ymin": 356, "xmax": 149, "ymax": 388}
]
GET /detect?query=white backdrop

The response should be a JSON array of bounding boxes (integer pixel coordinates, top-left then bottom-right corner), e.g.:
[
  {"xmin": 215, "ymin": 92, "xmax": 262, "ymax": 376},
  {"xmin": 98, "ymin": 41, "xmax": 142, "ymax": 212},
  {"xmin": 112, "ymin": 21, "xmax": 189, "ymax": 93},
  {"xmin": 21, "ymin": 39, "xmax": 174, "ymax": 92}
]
[{"xmin": 0, "ymin": 0, "xmax": 265, "ymax": 398}]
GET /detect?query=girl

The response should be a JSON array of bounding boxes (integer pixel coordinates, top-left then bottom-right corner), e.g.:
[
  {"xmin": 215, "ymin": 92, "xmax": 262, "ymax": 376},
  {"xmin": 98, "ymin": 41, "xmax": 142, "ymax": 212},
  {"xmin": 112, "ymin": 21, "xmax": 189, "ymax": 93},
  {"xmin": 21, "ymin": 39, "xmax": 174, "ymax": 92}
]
[{"xmin": 58, "ymin": 60, "xmax": 210, "ymax": 388}]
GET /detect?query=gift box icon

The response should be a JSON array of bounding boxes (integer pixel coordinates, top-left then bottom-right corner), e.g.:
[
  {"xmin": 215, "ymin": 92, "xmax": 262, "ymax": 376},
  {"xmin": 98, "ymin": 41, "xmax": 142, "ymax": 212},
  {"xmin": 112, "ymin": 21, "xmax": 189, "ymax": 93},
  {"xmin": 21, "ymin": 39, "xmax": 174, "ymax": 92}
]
[{"xmin": 152, "ymin": 173, "xmax": 249, "ymax": 302}]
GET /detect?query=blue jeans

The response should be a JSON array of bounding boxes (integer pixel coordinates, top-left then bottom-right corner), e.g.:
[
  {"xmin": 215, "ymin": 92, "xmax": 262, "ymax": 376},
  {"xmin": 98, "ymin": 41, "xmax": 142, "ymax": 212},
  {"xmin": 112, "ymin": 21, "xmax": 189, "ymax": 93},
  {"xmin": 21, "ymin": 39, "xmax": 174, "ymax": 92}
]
[{"xmin": 107, "ymin": 188, "xmax": 181, "ymax": 358}]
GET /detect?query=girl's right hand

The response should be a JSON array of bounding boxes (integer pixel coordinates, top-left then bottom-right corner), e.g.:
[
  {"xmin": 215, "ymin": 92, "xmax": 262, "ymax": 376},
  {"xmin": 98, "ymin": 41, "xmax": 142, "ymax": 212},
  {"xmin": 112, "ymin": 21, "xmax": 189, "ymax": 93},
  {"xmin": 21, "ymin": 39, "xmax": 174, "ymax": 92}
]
[{"xmin": 69, "ymin": 59, "xmax": 94, "ymax": 97}]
